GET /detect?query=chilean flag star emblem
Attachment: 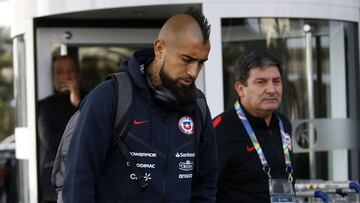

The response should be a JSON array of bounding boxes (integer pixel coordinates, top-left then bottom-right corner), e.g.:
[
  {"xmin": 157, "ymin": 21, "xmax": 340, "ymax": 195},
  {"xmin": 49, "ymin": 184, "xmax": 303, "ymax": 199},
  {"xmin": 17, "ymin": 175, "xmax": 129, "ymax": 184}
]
[{"xmin": 178, "ymin": 116, "xmax": 194, "ymax": 135}]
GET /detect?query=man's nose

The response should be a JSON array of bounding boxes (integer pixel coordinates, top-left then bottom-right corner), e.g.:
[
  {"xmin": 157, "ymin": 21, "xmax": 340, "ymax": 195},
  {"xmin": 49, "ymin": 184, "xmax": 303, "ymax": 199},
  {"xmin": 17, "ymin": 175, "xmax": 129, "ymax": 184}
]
[
  {"xmin": 187, "ymin": 62, "xmax": 201, "ymax": 79},
  {"xmin": 265, "ymin": 82, "xmax": 276, "ymax": 93},
  {"xmin": 63, "ymin": 72, "xmax": 74, "ymax": 80}
]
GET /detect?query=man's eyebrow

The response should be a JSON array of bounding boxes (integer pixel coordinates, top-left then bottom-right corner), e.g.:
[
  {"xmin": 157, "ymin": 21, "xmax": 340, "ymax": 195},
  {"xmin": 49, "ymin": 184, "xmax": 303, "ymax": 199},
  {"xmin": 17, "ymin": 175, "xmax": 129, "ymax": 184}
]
[
  {"xmin": 182, "ymin": 54, "xmax": 208, "ymax": 62},
  {"xmin": 254, "ymin": 77, "xmax": 267, "ymax": 81},
  {"xmin": 254, "ymin": 76, "xmax": 281, "ymax": 81}
]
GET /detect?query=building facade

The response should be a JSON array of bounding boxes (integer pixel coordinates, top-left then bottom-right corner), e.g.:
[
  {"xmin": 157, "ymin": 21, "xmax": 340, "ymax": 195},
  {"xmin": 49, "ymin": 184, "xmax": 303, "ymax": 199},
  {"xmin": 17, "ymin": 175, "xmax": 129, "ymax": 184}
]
[{"xmin": 11, "ymin": 0, "xmax": 360, "ymax": 202}]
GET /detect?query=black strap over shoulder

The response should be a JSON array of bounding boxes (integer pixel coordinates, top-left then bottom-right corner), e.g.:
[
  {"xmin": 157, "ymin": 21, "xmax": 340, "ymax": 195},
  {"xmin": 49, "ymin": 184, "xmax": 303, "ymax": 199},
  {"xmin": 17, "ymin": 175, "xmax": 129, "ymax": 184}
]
[
  {"xmin": 107, "ymin": 72, "xmax": 133, "ymax": 139},
  {"xmin": 196, "ymin": 89, "xmax": 207, "ymax": 125},
  {"xmin": 194, "ymin": 89, "xmax": 208, "ymax": 175},
  {"xmin": 106, "ymin": 72, "xmax": 149, "ymax": 190}
]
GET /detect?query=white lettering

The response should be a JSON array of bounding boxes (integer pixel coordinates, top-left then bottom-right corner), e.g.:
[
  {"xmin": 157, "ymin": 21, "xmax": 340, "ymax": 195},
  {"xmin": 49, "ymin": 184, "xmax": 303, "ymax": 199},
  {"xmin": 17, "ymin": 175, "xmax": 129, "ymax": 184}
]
[
  {"xmin": 130, "ymin": 173, "xmax": 152, "ymax": 181},
  {"xmin": 179, "ymin": 174, "xmax": 193, "ymax": 179},
  {"xmin": 175, "ymin": 152, "xmax": 196, "ymax": 158},
  {"xmin": 126, "ymin": 162, "xmax": 156, "ymax": 168},
  {"xmin": 179, "ymin": 160, "xmax": 194, "ymax": 171},
  {"xmin": 129, "ymin": 152, "xmax": 157, "ymax": 158}
]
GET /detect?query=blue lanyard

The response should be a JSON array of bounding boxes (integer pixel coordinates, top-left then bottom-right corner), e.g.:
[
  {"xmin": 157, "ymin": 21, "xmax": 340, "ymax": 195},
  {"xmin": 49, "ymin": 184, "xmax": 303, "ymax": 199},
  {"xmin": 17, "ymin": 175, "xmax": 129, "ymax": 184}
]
[{"xmin": 234, "ymin": 100, "xmax": 293, "ymax": 182}]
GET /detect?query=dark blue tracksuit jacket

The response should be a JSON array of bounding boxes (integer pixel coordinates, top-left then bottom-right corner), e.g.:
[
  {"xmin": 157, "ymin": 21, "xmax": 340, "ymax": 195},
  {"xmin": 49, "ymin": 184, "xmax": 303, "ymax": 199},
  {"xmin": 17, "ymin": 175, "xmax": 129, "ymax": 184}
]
[{"xmin": 63, "ymin": 49, "xmax": 218, "ymax": 203}]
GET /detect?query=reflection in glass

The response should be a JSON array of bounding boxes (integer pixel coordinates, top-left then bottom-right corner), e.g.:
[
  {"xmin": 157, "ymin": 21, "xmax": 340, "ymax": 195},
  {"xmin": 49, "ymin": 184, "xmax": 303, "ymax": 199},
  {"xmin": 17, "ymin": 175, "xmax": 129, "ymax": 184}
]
[
  {"xmin": 13, "ymin": 35, "xmax": 27, "ymax": 127},
  {"xmin": 77, "ymin": 46, "xmax": 141, "ymax": 92},
  {"xmin": 13, "ymin": 35, "xmax": 28, "ymax": 203},
  {"xmin": 52, "ymin": 45, "xmax": 151, "ymax": 93}
]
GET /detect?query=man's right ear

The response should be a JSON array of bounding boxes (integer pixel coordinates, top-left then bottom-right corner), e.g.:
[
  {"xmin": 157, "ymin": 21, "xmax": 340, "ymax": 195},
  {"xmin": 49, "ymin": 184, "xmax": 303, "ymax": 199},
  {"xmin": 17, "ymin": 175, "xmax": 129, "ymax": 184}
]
[
  {"xmin": 234, "ymin": 81, "xmax": 245, "ymax": 98},
  {"xmin": 154, "ymin": 39, "xmax": 165, "ymax": 59}
]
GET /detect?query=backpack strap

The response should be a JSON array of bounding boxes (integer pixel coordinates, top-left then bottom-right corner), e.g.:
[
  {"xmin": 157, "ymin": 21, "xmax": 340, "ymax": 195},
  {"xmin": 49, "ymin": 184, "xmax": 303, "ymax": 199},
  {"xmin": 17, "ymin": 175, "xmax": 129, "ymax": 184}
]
[
  {"xmin": 106, "ymin": 72, "xmax": 149, "ymax": 190},
  {"xmin": 51, "ymin": 110, "xmax": 81, "ymax": 190},
  {"xmin": 194, "ymin": 89, "xmax": 208, "ymax": 175},
  {"xmin": 196, "ymin": 89, "xmax": 207, "ymax": 125},
  {"xmin": 108, "ymin": 72, "xmax": 133, "ymax": 140}
]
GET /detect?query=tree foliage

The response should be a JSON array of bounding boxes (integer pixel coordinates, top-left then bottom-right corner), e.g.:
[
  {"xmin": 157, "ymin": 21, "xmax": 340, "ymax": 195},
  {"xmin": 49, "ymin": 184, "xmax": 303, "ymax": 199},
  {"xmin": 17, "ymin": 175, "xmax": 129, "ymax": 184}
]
[{"xmin": 0, "ymin": 26, "xmax": 14, "ymax": 141}]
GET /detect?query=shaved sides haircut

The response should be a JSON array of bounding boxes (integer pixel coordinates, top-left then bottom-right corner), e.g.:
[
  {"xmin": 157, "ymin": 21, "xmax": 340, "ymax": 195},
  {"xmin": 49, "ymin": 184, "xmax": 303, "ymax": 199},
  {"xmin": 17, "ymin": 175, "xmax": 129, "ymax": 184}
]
[{"xmin": 184, "ymin": 7, "xmax": 211, "ymax": 42}]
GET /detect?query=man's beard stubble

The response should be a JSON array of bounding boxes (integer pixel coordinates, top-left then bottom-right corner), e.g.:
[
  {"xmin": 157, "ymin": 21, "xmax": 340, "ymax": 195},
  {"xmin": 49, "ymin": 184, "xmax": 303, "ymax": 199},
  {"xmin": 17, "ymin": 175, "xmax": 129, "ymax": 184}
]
[{"xmin": 159, "ymin": 68, "xmax": 197, "ymax": 105}]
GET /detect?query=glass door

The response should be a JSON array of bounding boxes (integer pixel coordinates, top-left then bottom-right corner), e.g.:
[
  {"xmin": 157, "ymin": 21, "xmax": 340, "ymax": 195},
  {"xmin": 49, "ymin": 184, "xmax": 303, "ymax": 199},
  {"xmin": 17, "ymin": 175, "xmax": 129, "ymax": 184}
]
[{"xmin": 36, "ymin": 28, "xmax": 158, "ymax": 100}]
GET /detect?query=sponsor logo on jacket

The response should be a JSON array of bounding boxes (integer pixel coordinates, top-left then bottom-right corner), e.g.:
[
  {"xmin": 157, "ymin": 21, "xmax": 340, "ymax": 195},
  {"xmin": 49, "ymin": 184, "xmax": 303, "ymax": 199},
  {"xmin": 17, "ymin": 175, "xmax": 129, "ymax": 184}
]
[
  {"xmin": 179, "ymin": 160, "xmax": 194, "ymax": 171},
  {"xmin": 126, "ymin": 162, "xmax": 155, "ymax": 169},
  {"xmin": 130, "ymin": 173, "xmax": 152, "ymax": 181},
  {"xmin": 179, "ymin": 173, "xmax": 193, "ymax": 179},
  {"xmin": 175, "ymin": 152, "xmax": 196, "ymax": 158},
  {"xmin": 129, "ymin": 152, "xmax": 156, "ymax": 157}
]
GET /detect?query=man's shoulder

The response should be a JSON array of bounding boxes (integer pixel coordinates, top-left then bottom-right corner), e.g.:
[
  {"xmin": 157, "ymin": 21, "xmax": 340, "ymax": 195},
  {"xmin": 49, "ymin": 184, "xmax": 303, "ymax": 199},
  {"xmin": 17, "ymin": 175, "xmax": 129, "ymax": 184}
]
[
  {"xmin": 38, "ymin": 94, "xmax": 63, "ymax": 109},
  {"xmin": 79, "ymin": 80, "xmax": 118, "ymax": 109},
  {"xmin": 38, "ymin": 96, "xmax": 51, "ymax": 106},
  {"xmin": 87, "ymin": 80, "xmax": 116, "ymax": 98},
  {"xmin": 212, "ymin": 108, "xmax": 237, "ymax": 129}
]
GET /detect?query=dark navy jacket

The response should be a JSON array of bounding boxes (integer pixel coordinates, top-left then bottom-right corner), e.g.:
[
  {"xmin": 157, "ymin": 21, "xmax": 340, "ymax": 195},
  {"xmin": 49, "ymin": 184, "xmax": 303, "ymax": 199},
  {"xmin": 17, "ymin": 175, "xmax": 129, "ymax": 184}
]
[{"xmin": 63, "ymin": 49, "xmax": 218, "ymax": 203}]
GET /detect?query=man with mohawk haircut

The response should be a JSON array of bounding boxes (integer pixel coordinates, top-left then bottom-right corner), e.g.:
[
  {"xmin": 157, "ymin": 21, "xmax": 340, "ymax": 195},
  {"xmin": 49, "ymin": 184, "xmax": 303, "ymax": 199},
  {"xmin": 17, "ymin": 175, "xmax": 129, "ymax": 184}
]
[{"xmin": 63, "ymin": 8, "xmax": 218, "ymax": 203}]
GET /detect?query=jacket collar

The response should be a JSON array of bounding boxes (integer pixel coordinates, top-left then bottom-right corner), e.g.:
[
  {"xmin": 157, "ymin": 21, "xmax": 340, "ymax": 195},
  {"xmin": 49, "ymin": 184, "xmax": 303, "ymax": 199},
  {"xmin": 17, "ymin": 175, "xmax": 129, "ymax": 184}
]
[
  {"xmin": 238, "ymin": 99, "xmax": 279, "ymax": 129},
  {"xmin": 121, "ymin": 48, "xmax": 198, "ymax": 113}
]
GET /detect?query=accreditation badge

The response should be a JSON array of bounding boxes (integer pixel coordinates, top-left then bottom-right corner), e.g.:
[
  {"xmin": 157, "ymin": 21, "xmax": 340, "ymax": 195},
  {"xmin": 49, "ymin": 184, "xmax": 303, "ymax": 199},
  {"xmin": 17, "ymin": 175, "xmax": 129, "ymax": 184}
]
[{"xmin": 269, "ymin": 179, "xmax": 295, "ymax": 203}]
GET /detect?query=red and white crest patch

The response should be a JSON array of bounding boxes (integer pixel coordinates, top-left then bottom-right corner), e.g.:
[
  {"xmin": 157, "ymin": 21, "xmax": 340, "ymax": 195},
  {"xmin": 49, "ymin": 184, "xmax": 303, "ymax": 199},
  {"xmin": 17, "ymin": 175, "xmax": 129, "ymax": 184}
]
[{"xmin": 178, "ymin": 116, "xmax": 194, "ymax": 135}]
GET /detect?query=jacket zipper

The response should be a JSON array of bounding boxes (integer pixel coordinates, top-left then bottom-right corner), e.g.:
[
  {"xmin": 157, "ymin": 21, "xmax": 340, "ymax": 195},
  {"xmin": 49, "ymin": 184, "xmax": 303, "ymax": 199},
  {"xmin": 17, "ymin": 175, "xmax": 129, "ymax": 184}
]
[{"xmin": 161, "ymin": 114, "xmax": 170, "ymax": 202}]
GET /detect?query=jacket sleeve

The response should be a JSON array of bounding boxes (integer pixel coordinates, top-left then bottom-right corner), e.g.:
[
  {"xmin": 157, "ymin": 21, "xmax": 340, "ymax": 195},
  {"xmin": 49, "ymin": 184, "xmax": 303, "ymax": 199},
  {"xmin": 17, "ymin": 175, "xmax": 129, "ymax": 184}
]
[
  {"xmin": 190, "ymin": 106, "xmax": 219, "ymax": 203},
  {"xmin": 62, "ymin": 81, "xmax": 116, "ymax": 203}
]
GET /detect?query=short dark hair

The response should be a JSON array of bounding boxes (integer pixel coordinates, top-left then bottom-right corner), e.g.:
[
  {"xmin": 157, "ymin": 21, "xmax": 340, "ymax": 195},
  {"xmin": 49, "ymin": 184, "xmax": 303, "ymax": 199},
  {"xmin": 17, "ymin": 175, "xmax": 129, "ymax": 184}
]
[
  {"xmin": 52, "ymin": 55, "xmax": 79, "ymax": 71},
  {"xmin": 234, "ymin": 50, "xmax": 282, "ymax": 85},
  {"xmin": 184, "ymin": 7, "xmax": 211, "ymax": 42}
]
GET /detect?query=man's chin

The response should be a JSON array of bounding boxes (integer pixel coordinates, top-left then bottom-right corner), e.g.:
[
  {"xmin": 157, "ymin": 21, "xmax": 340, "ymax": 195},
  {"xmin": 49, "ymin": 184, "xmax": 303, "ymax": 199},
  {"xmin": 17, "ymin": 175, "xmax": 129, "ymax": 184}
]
[
  {"xmin": 262, "ymin": 102, "xmax": 280, "ymax": 110},
  {"xmin": 57, "ymin": 89, "xmax": 70, "ymax": 94}
]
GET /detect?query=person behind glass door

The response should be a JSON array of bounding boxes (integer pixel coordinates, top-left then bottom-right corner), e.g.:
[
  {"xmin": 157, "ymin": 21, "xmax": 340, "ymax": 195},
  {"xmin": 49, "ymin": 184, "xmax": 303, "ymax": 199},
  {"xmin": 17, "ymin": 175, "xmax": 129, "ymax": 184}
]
[
  {"xmin": 37, "ymin": 55, "xmax": 82, "ymax": 203},
  {"xmin": 213, "ymin": 51, "xmax": 295, "ymax": 203}
]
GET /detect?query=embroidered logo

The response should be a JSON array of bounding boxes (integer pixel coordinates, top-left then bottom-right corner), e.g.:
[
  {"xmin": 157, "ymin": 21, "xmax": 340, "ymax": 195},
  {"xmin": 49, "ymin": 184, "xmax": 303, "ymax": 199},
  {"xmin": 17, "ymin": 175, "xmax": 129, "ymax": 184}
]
[
  {"xmin": 178, "ymin": 116, "xmax": 194, "ymax": 135},
  {"xmin": 179, "ymin": 174, "xmax": 193, "ymax": 179},
  {"xmin": 179, "ymin": 160, "xmax": 194, "ymax": 171},
  {"xmin": 175, "ymin": 152, "xmax": 196, "ymax": 158},
  {"xmin": 133, "ymin": 119, "xmax": 149, "ymax": 125},
  {"xmin": 246, "ymin": 146, "xmax": 255, "ymax": 152},
  {"xmin": 130, "ymin": 173, "xmax": 151, "ymax": 181}
]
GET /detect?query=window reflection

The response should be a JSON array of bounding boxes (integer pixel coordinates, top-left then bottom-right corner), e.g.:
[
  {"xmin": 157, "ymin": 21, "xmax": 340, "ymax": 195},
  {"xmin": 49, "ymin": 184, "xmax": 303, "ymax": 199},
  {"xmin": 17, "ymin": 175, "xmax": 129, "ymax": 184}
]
[
  {"xmin": 51, "ymin": 45, "xmax": 150, "ymax": 93},
  {"xmin": 13, "ymin": 35, "xmax": 27, "ymax": 127},
  {"xmin": 77, "ymin": 46, "xmax": 140, "ymax": 92}
]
